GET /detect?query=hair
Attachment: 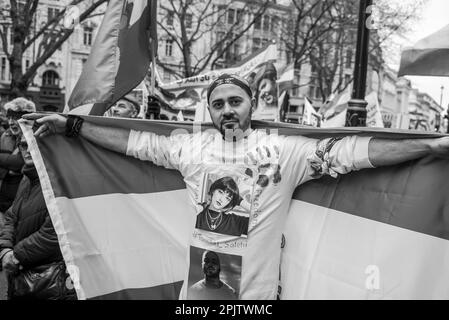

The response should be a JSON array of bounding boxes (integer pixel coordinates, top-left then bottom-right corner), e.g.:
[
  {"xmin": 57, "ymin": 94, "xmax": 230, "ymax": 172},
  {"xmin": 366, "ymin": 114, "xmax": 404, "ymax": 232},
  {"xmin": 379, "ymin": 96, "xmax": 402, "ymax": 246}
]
[
  {"xmin": 208, "ymin": 177, "xmax": 240, "ymax": 211},
  {"xmin": 202, "ymin": 250, "xmax": 220, "ymax": 263},
  {"xmin": 3, "ymin": 97, "xmax": 36, "ymax": 113}
]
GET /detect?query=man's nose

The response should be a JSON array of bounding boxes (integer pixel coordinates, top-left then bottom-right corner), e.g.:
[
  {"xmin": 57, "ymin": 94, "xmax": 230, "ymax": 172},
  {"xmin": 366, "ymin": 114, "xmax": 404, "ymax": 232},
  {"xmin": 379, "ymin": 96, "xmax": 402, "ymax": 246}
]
[{"xmin": 223, "ymin": 102, "xmax": 234, "ymax": 115}]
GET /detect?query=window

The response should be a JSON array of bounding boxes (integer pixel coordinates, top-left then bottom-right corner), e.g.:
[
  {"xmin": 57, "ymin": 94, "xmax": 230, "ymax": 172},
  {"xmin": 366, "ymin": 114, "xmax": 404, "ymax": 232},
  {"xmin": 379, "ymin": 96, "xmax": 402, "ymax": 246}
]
[
  {"xmin": 25, "ymin": 59, "xmax": 30, "ymax": 71},
  {"xmin": 263, "ymin": 15, "xmax": 270, "ymax": 32},
  {"xmin": 216, "ymin": 31, "xmax": 226, "ymax": 54},
  {"xmin": 345, "ymin": 49, "xmax": 353, "ymax": 69},
  {"xmin": 165, "ymin": 39, "xmax": 173, "ymax": 57},
  {"xmin": 308, "ymin": 76, "xmax": 320, "ymax": 100},
  {"xmin": 185, "ymin": 14, "xmax": 192, "ymax": 29},
  {"xmin": 228, "ymin": 9, "xmax": 235, "ymax": 25},
  {"xmin": 8, "ymin": 26, "xmax": 13, "ymax": 45},
  {"xmin": 286, "ymin": 50, "xmax": 292, "ymax": 64},
  {"xmin": 47, "ymin": 7, "xmax": 60, "ymax": 22},
  {"xmin": 83, "ymin": 27, "xmax": 93, "ymax": 46},
  {"xmin": 254, "ymin": 15, "xmax": 262, "ymax": 30},
  {"xmin": 224, "ymin": 40, "xmax": 241, "ymax": 63},
  {"xmin": 1, "ymin": 57, "xmax": 6, "ymax": 80},
  {"xmin": 253, "ymin": 38, "xmax": 261, "ymax": 52},
  {"xmin": 271, "ymin": 16, "xmax": 279, "ymax": 32},
  {"xmin": 167, "ymin": 11, "xmax": 174, "ymax": 26},
  {"xmin": 42, "ymin": 70, "xmax": 60, "ymax": 87}
]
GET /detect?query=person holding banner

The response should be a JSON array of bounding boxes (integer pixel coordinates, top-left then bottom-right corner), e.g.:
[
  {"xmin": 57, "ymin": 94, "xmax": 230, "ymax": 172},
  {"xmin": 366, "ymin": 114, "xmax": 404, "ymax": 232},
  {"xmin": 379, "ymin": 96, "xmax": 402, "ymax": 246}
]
[{"xmin": 24, "ymin": 74, "xmax": 449, "ymax": 300}]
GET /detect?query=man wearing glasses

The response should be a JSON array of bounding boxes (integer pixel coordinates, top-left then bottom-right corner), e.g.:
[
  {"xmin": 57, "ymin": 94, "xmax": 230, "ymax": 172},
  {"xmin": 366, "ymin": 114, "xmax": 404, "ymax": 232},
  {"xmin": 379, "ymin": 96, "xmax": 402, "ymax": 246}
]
[{"xmin": 0, "ymin": 98, "xmax": 35, "ymax": 215}]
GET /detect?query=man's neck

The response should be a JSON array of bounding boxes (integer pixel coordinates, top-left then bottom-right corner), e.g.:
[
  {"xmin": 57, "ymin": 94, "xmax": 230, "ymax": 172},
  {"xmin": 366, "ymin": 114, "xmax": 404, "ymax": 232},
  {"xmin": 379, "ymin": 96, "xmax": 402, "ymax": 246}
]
[
  {"xmin": 221, "ymin": 127, "xmax": 254, "ymax": 142},
  {"xmin": 204, "ymin": 276, "xmax": 222, "ymax": 288}
]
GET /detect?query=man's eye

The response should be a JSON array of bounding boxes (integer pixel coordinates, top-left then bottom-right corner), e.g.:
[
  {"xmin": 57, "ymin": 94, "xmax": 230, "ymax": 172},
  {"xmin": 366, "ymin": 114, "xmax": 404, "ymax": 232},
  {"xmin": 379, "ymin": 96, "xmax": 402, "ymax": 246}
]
[
  {"xmin": 213, "ymin": 102, "xmax": 223, "ymax": 109},
  {"xmin": 230, "ymin": 99, "xmax": 241, "ymax": 106}
]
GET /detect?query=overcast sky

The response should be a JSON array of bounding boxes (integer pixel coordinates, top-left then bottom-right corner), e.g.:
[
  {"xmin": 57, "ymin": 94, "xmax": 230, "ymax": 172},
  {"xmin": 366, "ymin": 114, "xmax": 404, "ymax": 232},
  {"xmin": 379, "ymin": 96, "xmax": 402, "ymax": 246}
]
[{"xmin": 398, "ymin": 0, "xmax": 449, "ymax": 109}]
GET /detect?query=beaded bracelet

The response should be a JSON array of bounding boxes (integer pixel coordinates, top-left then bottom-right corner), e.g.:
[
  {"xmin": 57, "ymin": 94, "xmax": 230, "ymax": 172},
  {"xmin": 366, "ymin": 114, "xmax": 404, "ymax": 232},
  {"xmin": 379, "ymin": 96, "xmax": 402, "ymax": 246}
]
[{"xmin": 65, "ymin": 115, "xmax": 84, "ymax": 138}]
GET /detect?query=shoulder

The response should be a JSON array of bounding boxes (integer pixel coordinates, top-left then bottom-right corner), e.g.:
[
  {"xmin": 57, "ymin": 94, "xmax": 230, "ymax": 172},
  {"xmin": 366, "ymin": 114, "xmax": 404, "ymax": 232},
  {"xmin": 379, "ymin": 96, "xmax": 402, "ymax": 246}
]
[
  {"xmin": 190, "ymin": 280, "xmax": 205, "ymax": 290},
  {"xmin": 221, "ymin": 281, "xmax": 236, "ymax": 294},
  {"xmin": 227, "ymin": 213, "xmax": 249, "ymax": 222}
]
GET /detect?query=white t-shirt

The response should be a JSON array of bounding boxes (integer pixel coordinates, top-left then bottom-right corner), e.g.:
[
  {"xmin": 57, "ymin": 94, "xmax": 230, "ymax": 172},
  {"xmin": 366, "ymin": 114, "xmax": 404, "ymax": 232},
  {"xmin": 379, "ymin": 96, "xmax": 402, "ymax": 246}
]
[{"xmin": 126, "ymin": 128, "xmax": 373, "ymax": 300}]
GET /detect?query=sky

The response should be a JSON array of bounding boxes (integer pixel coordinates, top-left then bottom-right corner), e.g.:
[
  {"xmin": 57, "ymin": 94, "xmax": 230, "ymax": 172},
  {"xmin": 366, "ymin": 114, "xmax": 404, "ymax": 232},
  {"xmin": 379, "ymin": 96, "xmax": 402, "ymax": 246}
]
[{"xmin": 395, "ymin": 0, "xmax": 449, "ymax": 109}]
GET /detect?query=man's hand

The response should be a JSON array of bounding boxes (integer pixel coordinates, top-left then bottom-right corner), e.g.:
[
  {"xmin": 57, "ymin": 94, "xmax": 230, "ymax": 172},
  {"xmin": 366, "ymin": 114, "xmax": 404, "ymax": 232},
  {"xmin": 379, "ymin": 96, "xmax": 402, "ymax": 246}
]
[
  {"xmin": 428, "ymin": 136, "xmax": 449, "ymax": 158},
  {"xmin": 22, "ymin": 113, "xmax": 67, "ymax": 138},
  {"xmin": 1, "ymin": 251, "xmax": 20, "ymax": 274}
]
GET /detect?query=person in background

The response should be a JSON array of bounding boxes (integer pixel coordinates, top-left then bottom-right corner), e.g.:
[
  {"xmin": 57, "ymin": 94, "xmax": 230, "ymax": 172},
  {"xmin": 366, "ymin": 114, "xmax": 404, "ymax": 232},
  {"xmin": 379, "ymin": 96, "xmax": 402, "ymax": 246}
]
[
  {"xmin": 109, "ymin": 93, "xmax": 140, "ymax": 119},
  {"xmin": 0, "ymin": 135, "xmax": 76, "ymax": 300},
  {"xmin": 0, "ymin": 98, "xmax": 35, "ymax": 214}
]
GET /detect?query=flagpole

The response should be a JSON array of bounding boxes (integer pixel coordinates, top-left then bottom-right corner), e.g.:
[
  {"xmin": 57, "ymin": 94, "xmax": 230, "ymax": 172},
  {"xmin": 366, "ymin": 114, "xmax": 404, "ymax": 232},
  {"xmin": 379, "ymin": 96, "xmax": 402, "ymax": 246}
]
[
  {"xmin": 150, "ymin": 0, "xmax": 156, "ymax": 97},
  {"xmin": 151, "ymin": 40, "xmax": 156, "ymax": 96},
  {"xmin": 346, "ymin": 0, "xmax": 372, "ymax": 127}
]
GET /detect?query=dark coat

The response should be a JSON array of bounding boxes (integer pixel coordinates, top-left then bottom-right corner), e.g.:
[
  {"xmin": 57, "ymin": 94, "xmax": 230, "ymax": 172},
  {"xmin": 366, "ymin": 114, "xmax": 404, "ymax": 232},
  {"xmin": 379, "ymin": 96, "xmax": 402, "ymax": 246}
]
[
  {"xmin": 0, "ymin": 130, "xmax": 24, "ymax": 212},
  {"xmin": 0, "ymin": 165, "xmax": 62, "ymax": 269}
]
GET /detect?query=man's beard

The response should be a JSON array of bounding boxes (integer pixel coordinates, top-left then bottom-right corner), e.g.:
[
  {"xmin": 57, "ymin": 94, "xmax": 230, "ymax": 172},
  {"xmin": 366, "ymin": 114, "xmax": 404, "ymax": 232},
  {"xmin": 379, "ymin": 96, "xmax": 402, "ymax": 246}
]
[{"xmin": 217, "ymin": 110, "xmax": 252, "ymax": 138}]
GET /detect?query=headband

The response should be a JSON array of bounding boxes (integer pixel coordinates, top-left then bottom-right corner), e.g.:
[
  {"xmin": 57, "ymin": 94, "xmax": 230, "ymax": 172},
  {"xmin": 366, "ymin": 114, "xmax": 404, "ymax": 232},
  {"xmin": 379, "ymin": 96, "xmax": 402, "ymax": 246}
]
[{"xmin": 207, "ymin": 74, "xmax": 253, "ymax": 104}]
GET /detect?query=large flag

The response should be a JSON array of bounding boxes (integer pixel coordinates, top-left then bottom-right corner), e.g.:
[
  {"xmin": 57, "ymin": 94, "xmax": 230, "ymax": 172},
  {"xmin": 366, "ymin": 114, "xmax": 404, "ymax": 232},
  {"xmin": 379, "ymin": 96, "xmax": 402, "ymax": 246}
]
[
  {"xmin": 21, "ymin": 119, "xmax": 449, "ymax": 299},
  {"xmin": 68, "ymin": 0, "xmax": 157, "ymax": 115},
  {"xmin": 398, "ymin": 24, "xmax": 449, "ymax": 77}
]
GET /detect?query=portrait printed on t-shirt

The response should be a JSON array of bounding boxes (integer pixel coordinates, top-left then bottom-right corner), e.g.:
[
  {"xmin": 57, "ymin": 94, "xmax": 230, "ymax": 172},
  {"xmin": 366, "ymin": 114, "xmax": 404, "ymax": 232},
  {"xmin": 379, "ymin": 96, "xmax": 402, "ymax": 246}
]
[
  {"xmin": 195, "ymin": 171, "xmax": 253, "ymax": 238},
  {"xmin": 187, "ymin": 246, "xmax": 241, "ymax": 300}
]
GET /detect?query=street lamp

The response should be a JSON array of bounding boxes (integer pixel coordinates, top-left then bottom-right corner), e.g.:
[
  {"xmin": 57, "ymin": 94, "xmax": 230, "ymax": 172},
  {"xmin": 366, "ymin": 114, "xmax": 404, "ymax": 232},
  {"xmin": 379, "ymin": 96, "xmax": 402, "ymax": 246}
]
[{"xmin": 346, "ymin": 0, "xmax": 373, "ymax": 127}]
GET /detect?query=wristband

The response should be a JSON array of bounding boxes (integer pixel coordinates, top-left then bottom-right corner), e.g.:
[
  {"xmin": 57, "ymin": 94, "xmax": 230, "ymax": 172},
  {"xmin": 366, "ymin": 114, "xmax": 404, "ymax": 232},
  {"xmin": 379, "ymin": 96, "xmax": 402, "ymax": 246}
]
[{"xmin": 65, "ymin": 115, "xmax": 84, "ymax": 138}]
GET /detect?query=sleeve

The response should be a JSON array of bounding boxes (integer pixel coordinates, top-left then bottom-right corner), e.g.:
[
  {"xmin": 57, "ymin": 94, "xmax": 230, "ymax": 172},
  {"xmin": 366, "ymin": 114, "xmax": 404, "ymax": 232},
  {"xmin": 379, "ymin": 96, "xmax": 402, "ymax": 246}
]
[
  {"xmin": 13, "ymin": 214, "xmax": 61, "ymax": 267},
  {"xmin": 0, "ymin": 151, "xmax": 24, "ymax": 172},
  {"xmin": 281, "ymin": 135, "xmax": 374, "ymax": 187},
  {"xmin": 126, "ymin": 130, "xmax": 190, "ymax": 171},
  {"xmin": 0, "ymin": 206, "xmax": 18, "ymax": 253}
]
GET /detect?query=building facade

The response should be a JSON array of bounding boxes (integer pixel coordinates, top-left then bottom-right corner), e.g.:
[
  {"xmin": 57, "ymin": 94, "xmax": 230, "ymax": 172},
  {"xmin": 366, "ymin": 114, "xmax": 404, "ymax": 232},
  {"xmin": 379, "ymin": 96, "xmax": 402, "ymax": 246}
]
[
  {"xmin": 0, "ymin": 0, "xmax": 104, "ymax": 112},
  {"xmin": 0, "ymin": 0, "xmax": 444, "ymax": 131}
]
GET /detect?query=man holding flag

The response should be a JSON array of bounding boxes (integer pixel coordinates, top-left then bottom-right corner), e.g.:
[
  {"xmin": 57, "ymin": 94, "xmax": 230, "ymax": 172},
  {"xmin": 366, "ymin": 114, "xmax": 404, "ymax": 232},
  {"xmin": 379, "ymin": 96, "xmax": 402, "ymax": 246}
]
[{"xmin": 24, "ymin": 73, "xmax": 449, "ymax": 300}]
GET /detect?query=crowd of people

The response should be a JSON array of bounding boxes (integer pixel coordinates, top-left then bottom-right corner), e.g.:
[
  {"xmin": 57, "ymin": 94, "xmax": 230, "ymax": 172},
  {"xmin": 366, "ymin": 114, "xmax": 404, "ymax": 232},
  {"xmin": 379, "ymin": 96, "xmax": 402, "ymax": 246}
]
[
  {"xmin": 1, "ymin": 73, "xmax": 449, "ymax": 300},
  {"xmin": 0, "ymin": 94, "xmax": 141, "ymax": 300}
]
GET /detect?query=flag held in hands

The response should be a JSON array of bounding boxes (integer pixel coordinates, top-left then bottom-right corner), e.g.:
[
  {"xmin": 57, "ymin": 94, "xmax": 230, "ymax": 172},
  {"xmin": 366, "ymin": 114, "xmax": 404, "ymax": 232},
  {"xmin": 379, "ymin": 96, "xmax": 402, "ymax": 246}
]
[
  {"xmin": 20, "ymin": 118, "xmax": 449, "ymax": 300},
  {"xmin": 68, "ymin": 0, "xmax": 158, "ymax": 115},
  {"xmin": 398, "ymin": 24, "xmax": 449, "ymax": 77}
]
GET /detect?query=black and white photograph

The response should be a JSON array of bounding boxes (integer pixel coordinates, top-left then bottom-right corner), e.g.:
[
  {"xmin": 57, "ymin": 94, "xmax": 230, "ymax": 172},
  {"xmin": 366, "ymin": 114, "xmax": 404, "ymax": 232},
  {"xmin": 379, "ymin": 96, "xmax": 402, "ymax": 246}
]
[
  {"xmin": 0, "ymin": 0, "xmax": 449, "ymax": 306},
  {"xmin": 195, "ymin": 173, "xmax": 251, "ymax": 238},
  {"xmin": 187, "ymin": 246, "xmax": 241, "ymax": 300}
]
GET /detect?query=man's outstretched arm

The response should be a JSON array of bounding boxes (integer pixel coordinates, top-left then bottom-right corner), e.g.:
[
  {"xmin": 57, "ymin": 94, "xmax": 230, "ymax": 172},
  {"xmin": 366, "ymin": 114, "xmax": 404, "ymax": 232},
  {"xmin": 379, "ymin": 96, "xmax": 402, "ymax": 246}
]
[
  {"xmin": 368, "ymin": 137, "xmax": 449, "ymax": 167},
  {"xmin": 23, "ymin": 114, "xmax": 130, "ymax": 155}
]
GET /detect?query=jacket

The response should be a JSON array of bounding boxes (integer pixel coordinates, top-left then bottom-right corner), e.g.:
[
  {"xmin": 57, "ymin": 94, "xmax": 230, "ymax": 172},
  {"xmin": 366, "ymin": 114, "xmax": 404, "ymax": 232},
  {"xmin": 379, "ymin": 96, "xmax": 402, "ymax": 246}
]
[
  {"xmin": 0, "ymin": 130, "xmax": 24, "ymax": 212},
  {"xmin": 0, "ymin": 165, "xmax": 63, "ymax": 269},
  {"xmin": 0, "ymin": 129, "xmax": 24, "ymax": 179}
]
